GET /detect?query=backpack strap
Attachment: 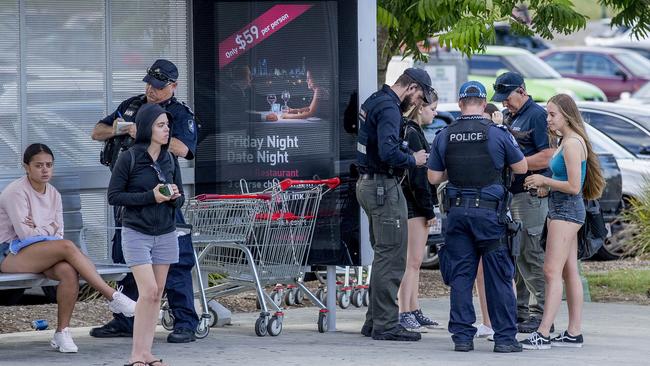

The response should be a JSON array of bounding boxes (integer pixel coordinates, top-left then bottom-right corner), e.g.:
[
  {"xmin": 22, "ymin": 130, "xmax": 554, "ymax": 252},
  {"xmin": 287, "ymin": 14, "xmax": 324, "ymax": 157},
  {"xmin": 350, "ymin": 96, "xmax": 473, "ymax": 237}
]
[{"xmin": 128, "ymin": 149, "xmax": 135, "ymax": 174}]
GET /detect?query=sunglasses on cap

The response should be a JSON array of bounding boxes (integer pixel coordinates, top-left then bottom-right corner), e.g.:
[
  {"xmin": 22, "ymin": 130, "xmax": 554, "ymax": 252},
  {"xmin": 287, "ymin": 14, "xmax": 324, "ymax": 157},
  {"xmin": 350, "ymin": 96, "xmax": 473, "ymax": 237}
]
[
  {"xmin": 493, "ymin": 83, "xmax": 521, "ymax": 94},
  {"xmin": 147, "ymin": 68, "xmax": 176, "ymax": 84}
]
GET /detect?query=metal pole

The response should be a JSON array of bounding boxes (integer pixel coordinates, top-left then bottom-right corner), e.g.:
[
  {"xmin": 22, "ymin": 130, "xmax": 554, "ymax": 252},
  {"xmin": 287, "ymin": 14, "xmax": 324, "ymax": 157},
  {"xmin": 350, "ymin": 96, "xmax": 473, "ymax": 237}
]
[{"xmin": 326, "ymin": 265, "xmax": 337, "ymax": 331}]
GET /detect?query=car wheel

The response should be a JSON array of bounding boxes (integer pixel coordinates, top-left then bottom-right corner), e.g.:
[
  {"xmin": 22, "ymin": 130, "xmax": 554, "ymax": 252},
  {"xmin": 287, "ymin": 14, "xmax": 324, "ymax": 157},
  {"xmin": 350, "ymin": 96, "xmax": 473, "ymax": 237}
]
[
  {"xmin": 420, "ymin": 238, "xmax": 441, "ymax": 269},
  {"xmin": 592, "ymin": 218, "xmax": 628, "ymax": 260}
]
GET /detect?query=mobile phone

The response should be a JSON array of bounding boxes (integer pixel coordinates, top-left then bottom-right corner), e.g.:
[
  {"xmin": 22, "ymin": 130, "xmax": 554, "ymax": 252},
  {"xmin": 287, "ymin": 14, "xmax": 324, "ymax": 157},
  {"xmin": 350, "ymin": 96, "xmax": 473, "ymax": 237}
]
[{"xmin": 159, "ymin": 184, "xmax": 174, "ymax": 197}]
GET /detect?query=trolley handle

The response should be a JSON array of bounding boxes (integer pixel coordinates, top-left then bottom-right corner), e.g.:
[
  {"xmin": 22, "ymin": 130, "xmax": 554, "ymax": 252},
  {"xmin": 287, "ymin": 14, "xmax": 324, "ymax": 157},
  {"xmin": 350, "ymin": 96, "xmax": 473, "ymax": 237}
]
[
  {"xmin": 279, "ymin": 177, "xmax": 341, "ymax": 191},
  {"xmin": 194, "ymin": 193, "xmax": 271, "ymax": 201}
]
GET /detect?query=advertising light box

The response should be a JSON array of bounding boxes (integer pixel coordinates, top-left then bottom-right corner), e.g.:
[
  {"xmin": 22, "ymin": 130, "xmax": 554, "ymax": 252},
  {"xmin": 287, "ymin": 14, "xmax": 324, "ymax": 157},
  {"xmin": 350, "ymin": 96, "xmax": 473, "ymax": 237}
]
[{"xmin": 193, "ymin": 0, "xmax": 361, "ymax": 265}]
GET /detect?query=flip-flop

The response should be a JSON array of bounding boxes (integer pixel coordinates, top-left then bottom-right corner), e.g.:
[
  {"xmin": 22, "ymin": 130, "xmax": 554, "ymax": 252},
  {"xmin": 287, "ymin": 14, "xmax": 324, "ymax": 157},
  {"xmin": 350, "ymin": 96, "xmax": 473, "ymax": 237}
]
[
  {"xmin": 124, "ymin": 362, "xmax": 148, "ymax": 366},
  {"xmin": 147, "ymin": 359, "xmax": 166, "ymax": 366}
]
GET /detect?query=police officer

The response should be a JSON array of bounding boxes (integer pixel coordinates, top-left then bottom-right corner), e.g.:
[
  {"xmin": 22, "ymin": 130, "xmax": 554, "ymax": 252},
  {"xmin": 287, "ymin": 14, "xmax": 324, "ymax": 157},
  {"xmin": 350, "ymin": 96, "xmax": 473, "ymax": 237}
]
[
  {"xmin": 356, "ymin": 68, "xmax": 431, "ymax": 341},
  {"xmin": 427, "ymin": 81, "xmax": 527, "ymax": 352},
  {"xmin": 90, "ymin": 59, "xmax": 200, "ymax": 343},
  {"xmin": 491, "ymin": 72, "xmax": 554, "ymax": 333}
]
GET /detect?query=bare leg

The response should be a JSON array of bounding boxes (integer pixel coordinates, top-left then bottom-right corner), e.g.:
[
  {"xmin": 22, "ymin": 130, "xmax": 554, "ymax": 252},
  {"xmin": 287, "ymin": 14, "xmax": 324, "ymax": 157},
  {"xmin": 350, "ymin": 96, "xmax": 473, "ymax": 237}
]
[
  {"xmin": 398, "ymin": 217, "xmax": 427, "ymax": 313},
  {"xmin": 562, "ymin": 236, "xmax": 583, "ymax": 336},
  {"xmin": 538, "ymin": 219, "xmax": 581, "ymax": 337},
  {"xmin": 129, "ymin": 263, "xmax": 170, "ymax": 366},
  {"xmin": 476, "ymin": 259, "xmax": 491, "ymax": 327},
  {"xmin": 0, "ymin": 240, "xmax": 116, "ymax": 299},
  {"xmin": 42, "ymin": 262, "xmax": 79, "ymax": 331}
]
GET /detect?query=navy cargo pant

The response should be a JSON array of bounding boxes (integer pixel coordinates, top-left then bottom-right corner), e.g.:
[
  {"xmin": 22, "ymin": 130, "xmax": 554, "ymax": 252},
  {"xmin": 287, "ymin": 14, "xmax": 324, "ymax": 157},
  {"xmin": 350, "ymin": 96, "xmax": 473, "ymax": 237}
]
[
  {"xmin": 111, "ymin": 209, "xmax": 199, "ymax": 332},
  {"xmin": 356, "ymin": 175, "xmax": 408, "ymax": 333},
  {"xmin": 438, "ymin": 203, "xmax": 517, "ymax": 346}
]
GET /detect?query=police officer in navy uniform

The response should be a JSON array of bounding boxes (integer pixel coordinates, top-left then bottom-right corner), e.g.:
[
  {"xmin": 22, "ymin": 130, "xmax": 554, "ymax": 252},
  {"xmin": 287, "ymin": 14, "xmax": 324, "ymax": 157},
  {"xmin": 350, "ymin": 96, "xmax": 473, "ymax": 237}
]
[
  {"xmin": 356, "ymin": 68, "xmax": 432, "ymax": 341},
  {"xmin": 90, "ymin": 59, "xmax": 200, "ymax": 343},
  {"xmin": 427, "ymin": 81, "xmax": 527, "ymax": 352}
]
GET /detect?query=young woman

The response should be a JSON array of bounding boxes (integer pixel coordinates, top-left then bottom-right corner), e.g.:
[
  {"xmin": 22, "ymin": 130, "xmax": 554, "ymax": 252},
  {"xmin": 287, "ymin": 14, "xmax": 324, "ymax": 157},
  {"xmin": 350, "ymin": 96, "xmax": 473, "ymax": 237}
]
[
  {"xmin": 281, "ymin": 69, "xmax": 330, "ymax": 120},
  {"xmin": 0, "ymin": 143, "xmax": 135, "ymax": 353},
  {"xmin": 520, "ymin": 94, "xmax": 605, "ymax": 350},
  {"xmin": 397, "ymin": 97, "xmax": 440, "ymax": 332},
  {"xmin": 108, "ymin": 103, "xmax": 184, "ymax": 366}
]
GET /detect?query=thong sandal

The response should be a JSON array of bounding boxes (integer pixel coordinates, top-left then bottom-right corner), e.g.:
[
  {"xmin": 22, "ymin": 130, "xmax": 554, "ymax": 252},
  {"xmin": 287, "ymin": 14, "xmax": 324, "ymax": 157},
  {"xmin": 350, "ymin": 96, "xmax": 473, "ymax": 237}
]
[
  {"xmin": 124, "ymin": 362, "xmax": 148, "ymax": 366},
  {"xmin": 147, "ymin": 360, "xmax": 166, "ymax": 366}
]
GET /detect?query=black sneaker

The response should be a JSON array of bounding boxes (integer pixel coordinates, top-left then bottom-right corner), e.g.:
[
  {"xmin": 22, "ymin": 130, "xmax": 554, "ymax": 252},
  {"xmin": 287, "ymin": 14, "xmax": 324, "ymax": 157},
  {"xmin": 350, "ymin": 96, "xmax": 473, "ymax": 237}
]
[
  {"xmin": 454, "ymin": 341, "xmax": 474, "ymax": 352},
  {"xmin": 167, "ymin": 328, "xmax": 197, "ymax": 343},
  {"xmin": 551, "ymin": 330, "xmax": 584, "ymax": 348},
  {"xmin": 361, "ymin": 322, "xmax": 373, "ymax": 337},
  {"xmin": 520, "ymin": 331, "xmax": 551, "ymax": 350},
  {"xmin": 494, "ymin": 343, "xmax": 523, "ymax": 353},
  {"xmin": 89, "ymin": 321, "xmax": 132, "ymax": 338},
  {"xmin": 411, "ymin": 309, "xmax": 439, "ymax": 329},
  {"xmin": 371, "ymin": 325, "xmax": 421, "ymax": 341}
]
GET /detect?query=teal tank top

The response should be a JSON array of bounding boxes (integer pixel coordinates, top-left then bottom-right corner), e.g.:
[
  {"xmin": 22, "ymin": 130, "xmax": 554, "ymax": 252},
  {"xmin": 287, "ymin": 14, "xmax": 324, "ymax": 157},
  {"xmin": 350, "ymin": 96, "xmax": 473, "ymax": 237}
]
[{"xmin": 550, "ymin": 147, "xmax": 587, "ymax": 187}]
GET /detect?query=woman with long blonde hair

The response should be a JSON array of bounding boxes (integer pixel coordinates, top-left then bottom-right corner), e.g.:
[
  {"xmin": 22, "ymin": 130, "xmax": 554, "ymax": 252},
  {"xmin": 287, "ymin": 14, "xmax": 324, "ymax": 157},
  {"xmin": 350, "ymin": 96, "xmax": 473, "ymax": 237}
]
[{"xmin": 520, "ymin": 94, "xmax": 605, "ymax": 350}]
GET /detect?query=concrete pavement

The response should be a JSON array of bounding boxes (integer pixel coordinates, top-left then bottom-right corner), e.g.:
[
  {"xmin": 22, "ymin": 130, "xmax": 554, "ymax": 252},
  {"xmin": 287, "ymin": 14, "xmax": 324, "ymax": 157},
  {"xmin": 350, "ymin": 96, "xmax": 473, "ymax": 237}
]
[{"xmin": 0, "ymin": 298, "xmax": 648, "ymax": 365}]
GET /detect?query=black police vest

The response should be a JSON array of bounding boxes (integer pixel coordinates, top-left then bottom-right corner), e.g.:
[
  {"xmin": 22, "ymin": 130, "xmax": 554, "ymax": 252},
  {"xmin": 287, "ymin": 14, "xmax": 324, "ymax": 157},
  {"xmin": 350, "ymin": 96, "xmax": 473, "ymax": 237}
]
[
  {"xmin": 444, "ymin": 118, "xmax": 502, "ymax": 188},
  {"xmin": 100, "ymin": 95, "xmax": 145, "ymax": 170}
]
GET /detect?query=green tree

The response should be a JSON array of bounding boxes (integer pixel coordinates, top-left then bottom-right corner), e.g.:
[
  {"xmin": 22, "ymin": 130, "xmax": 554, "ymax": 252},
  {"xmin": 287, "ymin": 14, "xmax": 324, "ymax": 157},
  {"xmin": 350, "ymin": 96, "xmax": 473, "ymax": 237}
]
[{"xmin": 377, "ymin": 0, "xmax": 650, "ymax": 86}]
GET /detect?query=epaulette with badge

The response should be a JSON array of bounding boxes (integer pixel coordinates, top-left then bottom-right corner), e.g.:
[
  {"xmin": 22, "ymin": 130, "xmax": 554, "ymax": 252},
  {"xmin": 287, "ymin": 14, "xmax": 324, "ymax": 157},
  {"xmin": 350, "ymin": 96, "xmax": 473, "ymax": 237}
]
[
  {"xmin": 180, "ymin": 101, "xmax": 195, "ymax": 116},
  {"xmin": 494, "ymin": 124, "xmax": 509, "ymax": 131}
]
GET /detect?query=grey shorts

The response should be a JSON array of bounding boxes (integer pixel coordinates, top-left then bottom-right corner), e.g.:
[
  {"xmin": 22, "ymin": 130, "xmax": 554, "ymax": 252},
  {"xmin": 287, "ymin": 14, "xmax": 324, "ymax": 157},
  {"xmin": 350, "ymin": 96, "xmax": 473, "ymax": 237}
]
[
  {"xmin": 121, "ymin": 227, "xmax": 179, "ymax": 267},
  {"xmin": 0, "ymin": 242, "xmax": 10, "ymax": 271},
  {"xmin": 548, "ymin": 191, "xmax": 586, "ymax": 225}
]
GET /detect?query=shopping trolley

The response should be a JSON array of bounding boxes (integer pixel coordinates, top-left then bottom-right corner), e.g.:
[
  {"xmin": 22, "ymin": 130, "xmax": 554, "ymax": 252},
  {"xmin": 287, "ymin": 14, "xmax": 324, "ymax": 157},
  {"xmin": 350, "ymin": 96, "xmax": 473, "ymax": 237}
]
[{"xmin": 186, "ymin": 178, "xmax": 340, "ymax": 337}]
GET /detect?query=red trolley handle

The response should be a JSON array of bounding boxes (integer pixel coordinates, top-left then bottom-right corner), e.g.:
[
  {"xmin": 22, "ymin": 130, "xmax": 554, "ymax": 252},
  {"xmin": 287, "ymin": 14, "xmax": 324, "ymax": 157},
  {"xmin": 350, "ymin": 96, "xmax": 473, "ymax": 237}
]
[
  {"xmin": 279, "ymin": 177, "xmax": 341, "ymax": 191},
  {"xmin": 194, "ymin": 193, "xmax": 271, "ymax": 201}
]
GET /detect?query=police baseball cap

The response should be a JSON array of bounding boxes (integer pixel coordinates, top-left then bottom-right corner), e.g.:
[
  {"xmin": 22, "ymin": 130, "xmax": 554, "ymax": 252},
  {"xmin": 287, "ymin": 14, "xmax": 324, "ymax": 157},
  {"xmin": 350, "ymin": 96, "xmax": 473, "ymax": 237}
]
[
  {"xmin": 403, "ymin": 68, "xmax": 435, "ymax": 104},
  {"xmin": 143, "ymin": 59, "xmax": 178, "ymax": 89},
  {"xmin": 491, "ymin": 72, "xmax": 524, "ymax": 102},
  {"xmin": 458, "ymin": 81, "xmax": 487, "ymax": 99}
]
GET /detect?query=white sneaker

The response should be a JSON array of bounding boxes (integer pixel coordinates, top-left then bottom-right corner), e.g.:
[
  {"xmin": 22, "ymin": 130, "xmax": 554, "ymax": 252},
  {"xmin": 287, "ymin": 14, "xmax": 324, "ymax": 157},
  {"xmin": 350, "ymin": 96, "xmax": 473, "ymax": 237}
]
[
  {"xmin": 50, "ymin": 327, "xmax": 78, "ymax": 353},
  {"xmin": 108, "ymin": 288, "xmax": 136, "ymax": 317},
  {"xmin": 475, "ymin": 323, "xmax": 495, "ymax": 338}
]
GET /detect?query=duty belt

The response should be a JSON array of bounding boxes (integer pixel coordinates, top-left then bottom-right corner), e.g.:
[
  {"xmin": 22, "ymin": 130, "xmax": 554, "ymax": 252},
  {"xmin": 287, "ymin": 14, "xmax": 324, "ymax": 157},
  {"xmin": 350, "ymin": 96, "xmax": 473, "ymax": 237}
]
[
  {"xmin": 359, "ymin": 173, "xmax": 394, "ymax": 180},
  {"xmin": 448, "ymin": 197, "xmax": 499, "ymax": 210}
]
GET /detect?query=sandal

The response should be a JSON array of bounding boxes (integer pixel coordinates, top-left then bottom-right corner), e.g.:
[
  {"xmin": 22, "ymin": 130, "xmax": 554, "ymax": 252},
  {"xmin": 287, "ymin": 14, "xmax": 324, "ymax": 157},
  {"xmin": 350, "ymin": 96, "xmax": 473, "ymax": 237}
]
[
  {"xmin": 124, "ymin": 362, "xmax": 148, "ymax": 366},
  {"xmin": 147, "ymin": 359, "xmax": 166, "ymax": 366}
]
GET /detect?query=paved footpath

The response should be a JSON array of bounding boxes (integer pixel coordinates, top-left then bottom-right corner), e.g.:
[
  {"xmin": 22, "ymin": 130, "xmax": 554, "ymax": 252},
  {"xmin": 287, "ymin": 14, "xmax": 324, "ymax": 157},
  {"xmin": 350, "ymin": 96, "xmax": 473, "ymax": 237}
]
[{"xmin": 0, "ymin": 298, "xmax": 648, "ymax": 365}]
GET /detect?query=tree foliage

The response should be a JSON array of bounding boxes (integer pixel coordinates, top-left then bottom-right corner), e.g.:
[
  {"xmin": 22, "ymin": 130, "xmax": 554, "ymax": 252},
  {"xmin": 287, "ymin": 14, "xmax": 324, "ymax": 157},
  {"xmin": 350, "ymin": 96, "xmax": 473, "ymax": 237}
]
[{"xmin": 377, "ymin": 0, "xmax": 650, "ymax": 84}]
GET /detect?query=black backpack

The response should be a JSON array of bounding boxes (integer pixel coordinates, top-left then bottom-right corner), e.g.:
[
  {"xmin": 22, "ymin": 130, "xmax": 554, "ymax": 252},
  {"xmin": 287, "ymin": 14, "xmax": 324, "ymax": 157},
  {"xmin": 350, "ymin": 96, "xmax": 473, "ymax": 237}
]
[{"xmin": 100, "ymin": 96, "xmax": 145, "ymax": 170}]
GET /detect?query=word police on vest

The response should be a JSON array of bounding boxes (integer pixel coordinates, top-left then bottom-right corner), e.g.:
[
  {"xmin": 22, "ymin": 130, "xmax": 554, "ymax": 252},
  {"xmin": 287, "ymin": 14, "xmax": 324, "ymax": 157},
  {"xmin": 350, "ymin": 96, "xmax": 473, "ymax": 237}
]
[{"xmin": 449, "ymin": 131, "xmax": 485, "ymax": 142}]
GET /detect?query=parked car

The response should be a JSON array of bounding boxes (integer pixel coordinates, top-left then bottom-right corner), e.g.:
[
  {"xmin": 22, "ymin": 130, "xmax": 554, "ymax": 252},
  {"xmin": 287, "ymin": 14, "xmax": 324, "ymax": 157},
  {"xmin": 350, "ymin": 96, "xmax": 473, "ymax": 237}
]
[
  {"xmin": 488, "ymin": 23, "xmax": 551, "ymax": 54},
  {"xmin": 539, "ymin": 47, "xmax": 650, "ymax": 101},
  {"xmin": 577, "ymin": 102, "xmax": 650, "ymax": 199},
  {"xmin": 585, "ymin": 18, "xmax": 650, "ymax": 50},
  {"xmin": 617, "ymin": 81, "xmax": 650, "ymax": 106},
  {"xmin": 420, "ymin": 103, "xmax": 624, "ymax": 266},
  {"xmin": 467, "ymin": 46, "xmax": 606, "ymax": 102}
]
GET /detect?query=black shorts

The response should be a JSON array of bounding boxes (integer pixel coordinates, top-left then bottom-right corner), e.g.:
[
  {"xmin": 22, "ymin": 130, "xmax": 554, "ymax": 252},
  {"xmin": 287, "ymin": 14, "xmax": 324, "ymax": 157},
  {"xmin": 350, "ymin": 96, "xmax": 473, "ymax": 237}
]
[{"xmin": 406, "ymin": 198, "xmax": 428, "ymax": 219}]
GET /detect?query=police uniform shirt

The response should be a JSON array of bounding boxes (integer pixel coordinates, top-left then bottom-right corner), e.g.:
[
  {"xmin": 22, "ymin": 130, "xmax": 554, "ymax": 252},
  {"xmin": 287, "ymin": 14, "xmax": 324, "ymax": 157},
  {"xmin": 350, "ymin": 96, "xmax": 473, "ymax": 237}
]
[
  {"xmin": 356, "ymin": 85, "xmax": 415, "ymax": 173},
  {"xmin": 99, "ymin": 95, "xmax": 198, "ymax": 160},
  {"xmin": 503, "ymin": 96, "xmax": 549, "ymax": 193},
  {"xmin": 427, "ymin": 120, "xmax": 524, "ymax": 199}
]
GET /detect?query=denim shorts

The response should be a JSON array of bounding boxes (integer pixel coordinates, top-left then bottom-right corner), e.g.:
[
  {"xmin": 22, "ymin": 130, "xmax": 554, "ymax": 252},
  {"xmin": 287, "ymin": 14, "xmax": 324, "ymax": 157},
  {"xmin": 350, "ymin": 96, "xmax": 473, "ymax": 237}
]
[
  {"xmin": 0, "ymin": 242, "xmax": 9, "ymax": 271},
  {"xmin": 121, "ymin": 227, "xmax": 179, "ymax": 267},
  {"xmin": 548, "ymin": 191, "xmax": 585, "ymax": 225}
]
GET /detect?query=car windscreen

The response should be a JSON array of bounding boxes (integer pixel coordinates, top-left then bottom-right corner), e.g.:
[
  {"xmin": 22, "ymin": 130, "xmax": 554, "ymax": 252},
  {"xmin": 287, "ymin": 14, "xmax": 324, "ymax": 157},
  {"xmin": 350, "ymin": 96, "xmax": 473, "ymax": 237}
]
[
  {"xmin": 582, "ymin": 110, "xmax": 650, "ymax": 157},
  {"xmin": 507, "ymin": 54, "xmax": 561, "ymax": 79},
  {"xmin": 615, "ymin": 52, "xmax": 650, "ymax": 78}
]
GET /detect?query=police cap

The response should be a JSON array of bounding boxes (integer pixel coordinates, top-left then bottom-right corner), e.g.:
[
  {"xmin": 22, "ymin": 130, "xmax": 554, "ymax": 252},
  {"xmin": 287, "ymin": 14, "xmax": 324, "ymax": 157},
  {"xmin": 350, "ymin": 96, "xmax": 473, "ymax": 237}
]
[
  {"xmin": 143, "ymin": 59, "xmax": 179, "ymax": 89},
  {"xmin": 403, "ymin": 68, "xmax": 435, "ymax": 104}
]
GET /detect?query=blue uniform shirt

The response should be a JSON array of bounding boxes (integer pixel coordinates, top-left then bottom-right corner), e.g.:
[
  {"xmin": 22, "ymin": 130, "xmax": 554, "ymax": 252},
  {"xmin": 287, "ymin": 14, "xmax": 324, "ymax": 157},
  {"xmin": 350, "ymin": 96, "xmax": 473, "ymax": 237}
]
[
  {"xmin": 99, "ymin": 95, "xmax": 198, "ymax": 160},
  {"xmin": 427, "ymin": 121, "xmax": 524, "ymax": 200},
  {"xmin": 356, "ymin": 85, "xmax": 415, "ymax": 174},
  {"xmin": 503, "ymin": 96, "xmax": 549, "ymax": 193}
]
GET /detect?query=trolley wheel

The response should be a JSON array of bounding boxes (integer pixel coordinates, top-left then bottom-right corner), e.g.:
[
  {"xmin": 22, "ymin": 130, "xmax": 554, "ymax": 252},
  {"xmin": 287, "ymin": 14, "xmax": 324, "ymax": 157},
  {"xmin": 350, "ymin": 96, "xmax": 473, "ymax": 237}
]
[
  {"xmin": 338, "ymin": 292, "xmax": 351, "ymax": 309},
  {"xmin": 316, "ymin": 288, "xmax": 326, "ymax": 304},
  {"xmin": 317, "ymin": 312, "xmax": 328, "ymax": 333},
  {"xmin": 363, "ymin": 289, "xmax": 369, "ymax": 307},
  {"xmin": 208, "ymin": 308, "xmax": 219, "ymax": 328},
  {"xmin": 271, "ymin": 290, "xmax": 282, "ymax": 307},
  {"xmin": 267, "ymin": 316, "xmax": 283, "ymax": 336},
  {"xmin": 255, "ymin": 316, "xmax": 268, "ymax": 337},
  {"xmin": 195, "ymin": 317, "xmax": 210, "ymax": 339},
  {"xmin": 284, "ymin": 289, "xmax": 296, "ymax": 307},
  {"xmin": 161, "ymin": 310, "xmax": 175, "ymax": 331},
  {"xmin": 294, "ymin": 288, "xmax": 304, "ymax": 304},
  {"xmin": 351, "ymin": 289, "xmax": 363, "ymax": 308}
]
